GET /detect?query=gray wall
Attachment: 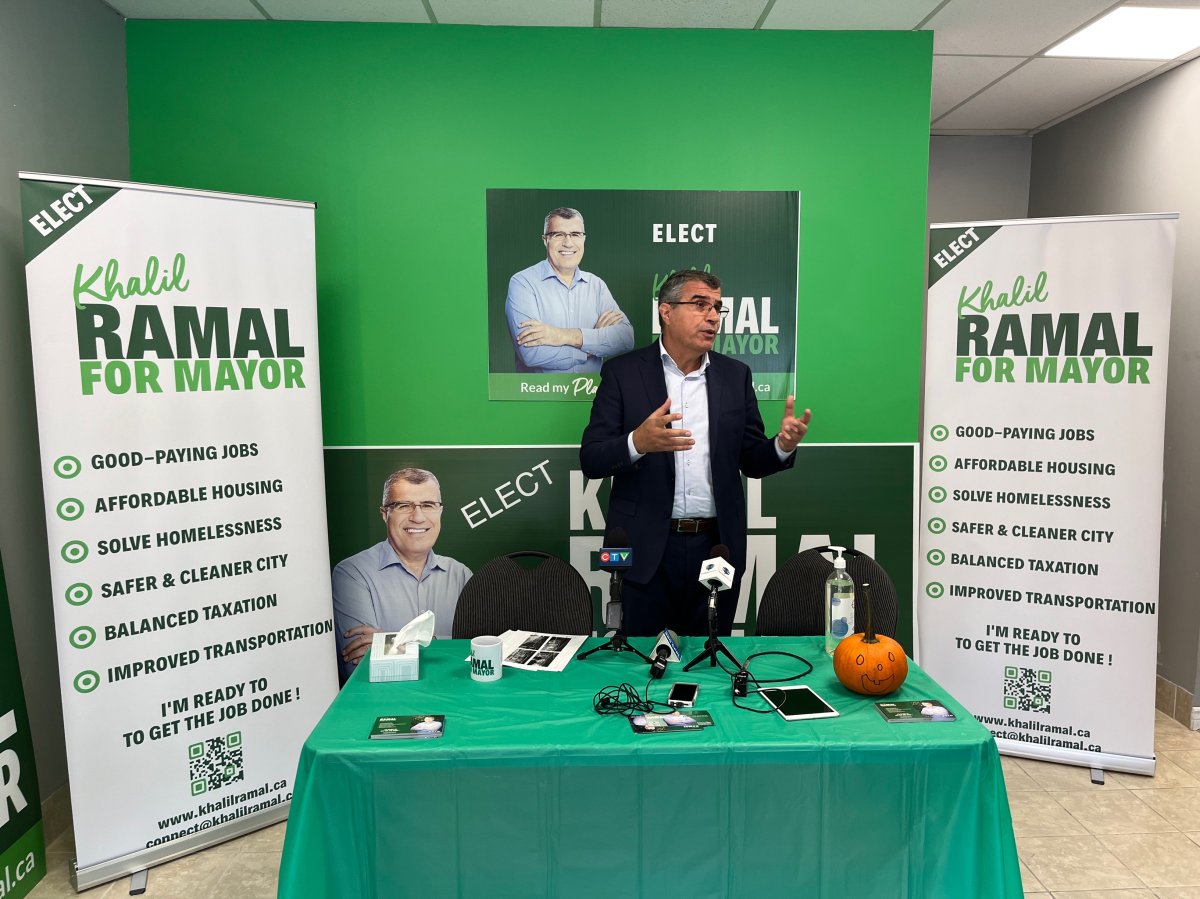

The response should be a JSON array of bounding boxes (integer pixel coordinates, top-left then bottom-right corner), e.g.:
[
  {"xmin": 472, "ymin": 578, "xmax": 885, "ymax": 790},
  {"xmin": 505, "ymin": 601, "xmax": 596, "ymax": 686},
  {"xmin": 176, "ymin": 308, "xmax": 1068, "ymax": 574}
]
[
  {"xmin": 928, "ymin": 136, "xmax": 1031, "ymax": 224},
  {"xmin": 0, "ymin": 0, "xmax": 129, "ymax": 799},
  {"xmin": 1030, "ymin": 57, "xmax": 1200, "ymax": 697}
]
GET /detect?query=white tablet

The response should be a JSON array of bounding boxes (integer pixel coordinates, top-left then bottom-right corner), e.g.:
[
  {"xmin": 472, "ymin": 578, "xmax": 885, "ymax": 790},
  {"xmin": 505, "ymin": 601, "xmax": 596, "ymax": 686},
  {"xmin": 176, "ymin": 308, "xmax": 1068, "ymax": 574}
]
[{"xmin": 761, "ymin": 686, "xmax": 840, "ymax": 721}]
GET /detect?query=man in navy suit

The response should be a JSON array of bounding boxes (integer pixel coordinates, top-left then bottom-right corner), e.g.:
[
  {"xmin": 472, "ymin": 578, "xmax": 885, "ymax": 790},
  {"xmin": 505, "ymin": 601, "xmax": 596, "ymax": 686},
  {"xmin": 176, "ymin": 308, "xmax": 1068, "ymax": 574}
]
[{"xmin": 580, "ymin": 270, "xmax": 811, "ymax": 636}]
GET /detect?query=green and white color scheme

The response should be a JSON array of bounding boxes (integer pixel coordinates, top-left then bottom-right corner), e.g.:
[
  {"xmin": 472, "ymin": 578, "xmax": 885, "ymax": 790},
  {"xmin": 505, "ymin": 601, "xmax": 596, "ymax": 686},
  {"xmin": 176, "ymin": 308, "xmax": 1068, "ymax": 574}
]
[
  {"xmin": 918, "ymin": 214, "xmax": 1177, "ymax": 774},
  {"xmin": 0, "ymin": 554, "xmax": 45, "ymax": 899},
  {"xmin": 19, "ymin": 174, "xmax": 338, "ymax": 888},
  {"xmin": 487, "ymin": 189, "xmax": 799, "ymax": 401},
  {"xmin": 325, "ymin": 442, "xmax": 919, "ymax": 648}
]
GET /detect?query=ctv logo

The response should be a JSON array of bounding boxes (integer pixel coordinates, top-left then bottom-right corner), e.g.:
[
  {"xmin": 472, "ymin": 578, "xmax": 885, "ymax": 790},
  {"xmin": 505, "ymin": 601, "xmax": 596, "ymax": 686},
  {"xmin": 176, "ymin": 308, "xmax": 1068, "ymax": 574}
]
[{"xmin": 598, "ymin": 549, "xmax": 632, "ymax": 566}]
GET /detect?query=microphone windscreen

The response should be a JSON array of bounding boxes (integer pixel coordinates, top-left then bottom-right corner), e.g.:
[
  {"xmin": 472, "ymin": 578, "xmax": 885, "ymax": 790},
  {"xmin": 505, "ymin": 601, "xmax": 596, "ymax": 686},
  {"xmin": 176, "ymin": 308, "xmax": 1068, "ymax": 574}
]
[
  {"xmin": 712, "ymin": 544, "xmax": 730, "ymax": 561},
  {"xmin": 607, "ymin": 526, "xmax": 631, "ymax": 546}
]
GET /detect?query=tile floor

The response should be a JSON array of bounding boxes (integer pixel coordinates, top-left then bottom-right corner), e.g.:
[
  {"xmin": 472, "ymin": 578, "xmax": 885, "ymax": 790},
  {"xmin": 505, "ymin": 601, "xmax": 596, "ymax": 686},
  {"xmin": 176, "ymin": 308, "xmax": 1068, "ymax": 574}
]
[
  {"xmin": 26, "ymin": 711, "xmax": 1200, "ymax": 897},
  {"xmin": 27, "ymin": 817, "xmax": 284, "ymax": 898}
]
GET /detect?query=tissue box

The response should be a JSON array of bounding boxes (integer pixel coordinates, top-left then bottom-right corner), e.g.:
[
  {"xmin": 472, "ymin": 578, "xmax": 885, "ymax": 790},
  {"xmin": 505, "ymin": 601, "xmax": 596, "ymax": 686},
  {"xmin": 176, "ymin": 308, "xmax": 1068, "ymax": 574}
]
[{"xmin": 369, "ymin": 632, "xmax": 420, "ymax": 682}]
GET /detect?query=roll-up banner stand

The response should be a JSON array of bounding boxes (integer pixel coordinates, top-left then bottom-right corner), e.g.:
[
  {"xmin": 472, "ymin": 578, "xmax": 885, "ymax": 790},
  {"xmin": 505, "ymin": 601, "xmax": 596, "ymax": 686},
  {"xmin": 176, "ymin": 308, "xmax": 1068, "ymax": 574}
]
[
  {"xmin": 18, "ymin": 173, "xmax": 338, "ymax": 889},
  {"xmin": 917, "ymin": 213, "xmax": 1177, "ymax": 774},
  {"xmin": 1, "ymin": 552, "xmax": 46, "ymax": 899}
]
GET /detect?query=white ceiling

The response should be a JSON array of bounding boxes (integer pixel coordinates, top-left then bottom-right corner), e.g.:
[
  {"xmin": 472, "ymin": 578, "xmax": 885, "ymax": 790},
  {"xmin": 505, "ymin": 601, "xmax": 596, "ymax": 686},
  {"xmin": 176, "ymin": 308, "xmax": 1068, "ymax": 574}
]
[{"xmin": 101, "ymin": 0, "xmax": 1200, "ymax": 135}]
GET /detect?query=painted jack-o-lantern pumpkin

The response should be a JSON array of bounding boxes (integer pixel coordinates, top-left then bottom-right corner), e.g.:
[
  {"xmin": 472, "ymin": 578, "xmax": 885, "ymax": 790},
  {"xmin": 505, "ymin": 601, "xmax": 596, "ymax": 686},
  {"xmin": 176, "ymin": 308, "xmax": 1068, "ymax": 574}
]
[{"xmin": 832, "ymin": 581, "xmax": 909, "ymax": 696}]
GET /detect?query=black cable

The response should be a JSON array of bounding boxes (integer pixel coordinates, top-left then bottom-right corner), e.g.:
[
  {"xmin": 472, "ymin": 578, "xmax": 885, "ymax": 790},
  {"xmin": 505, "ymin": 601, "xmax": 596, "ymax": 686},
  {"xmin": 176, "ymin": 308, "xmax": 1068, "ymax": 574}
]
[
  {"xmin": 592, "ymin": 681, "xmax": 671, "ymax": 719},
  {"xmin": 594, "ymin": 651, "xmax": 817, "ymax": 717},
  {"xmin": 730, "ymin": 650, "xmax": 815, "ymax": 713}
]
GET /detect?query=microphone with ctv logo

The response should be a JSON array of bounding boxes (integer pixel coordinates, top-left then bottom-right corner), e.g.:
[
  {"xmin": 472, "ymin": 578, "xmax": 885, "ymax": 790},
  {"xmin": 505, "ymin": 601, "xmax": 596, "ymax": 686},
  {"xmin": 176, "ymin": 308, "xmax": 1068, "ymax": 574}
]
[
  {"xmin": 598, "ymin": 527, "xmax": 633, "ymax": 631},
  {"xmin": 577, "ymin": 528, "xmax": 651, "ymax": 663}
]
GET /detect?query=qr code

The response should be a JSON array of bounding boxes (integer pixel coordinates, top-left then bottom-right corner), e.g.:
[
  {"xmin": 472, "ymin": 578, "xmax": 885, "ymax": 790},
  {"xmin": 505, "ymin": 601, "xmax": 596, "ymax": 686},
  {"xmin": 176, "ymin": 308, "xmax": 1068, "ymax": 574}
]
[
  {"xmin": 1003, "ymin": 666, "xmax": 1051, "ymax": 714},
  {"xmin": 188, "ymin": 732, "xmax": 244, "ymax": 796}
]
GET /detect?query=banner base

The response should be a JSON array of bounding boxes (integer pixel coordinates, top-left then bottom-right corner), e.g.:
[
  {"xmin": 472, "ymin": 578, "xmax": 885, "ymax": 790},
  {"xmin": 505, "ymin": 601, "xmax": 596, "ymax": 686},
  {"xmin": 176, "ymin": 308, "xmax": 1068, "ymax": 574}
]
[
  {"xmin": 69, "ymin": 804, "xmax": 287, "ymax": 892},
  {"xmin": 996, "ymin": 738, "xmax": 1155, "ymax": 776}
]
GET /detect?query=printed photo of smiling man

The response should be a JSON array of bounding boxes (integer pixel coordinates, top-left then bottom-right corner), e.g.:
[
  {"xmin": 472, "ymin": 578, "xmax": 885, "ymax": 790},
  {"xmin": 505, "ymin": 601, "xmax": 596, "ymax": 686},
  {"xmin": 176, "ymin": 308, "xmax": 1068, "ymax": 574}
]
[
  {"xmin": 505, "ymin": 206, "xmax": 634, "ymax": 373},
  {"xmin": 331, "ymin": 468, "xmax": 471, "ymax": 684}
]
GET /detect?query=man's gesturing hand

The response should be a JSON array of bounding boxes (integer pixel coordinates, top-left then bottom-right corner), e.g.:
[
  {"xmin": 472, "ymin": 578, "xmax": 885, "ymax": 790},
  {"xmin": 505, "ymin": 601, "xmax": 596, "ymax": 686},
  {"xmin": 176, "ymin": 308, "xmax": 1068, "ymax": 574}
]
[
  {"xmin": 777, "ymin": 396, "xmax": 811, "ymax": 454},
  {"xmin": 632, "ymin": 398, "xmax": 694, "ymax": 454}
]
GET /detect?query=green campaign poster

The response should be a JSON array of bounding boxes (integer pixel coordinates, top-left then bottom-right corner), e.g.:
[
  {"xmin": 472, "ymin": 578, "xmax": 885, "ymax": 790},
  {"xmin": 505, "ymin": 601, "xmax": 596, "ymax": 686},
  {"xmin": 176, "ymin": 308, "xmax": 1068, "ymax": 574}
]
[
  {"xmin": 0, "ymin": 553, "xmax": 46, "ymax": 899},
  {"xmin": 487, "ymin": 190, "xmax": 798, "ymax": 401},
  {"xmin": 324, "ymin": 443, "xmax": 916, "ymax": 649}
]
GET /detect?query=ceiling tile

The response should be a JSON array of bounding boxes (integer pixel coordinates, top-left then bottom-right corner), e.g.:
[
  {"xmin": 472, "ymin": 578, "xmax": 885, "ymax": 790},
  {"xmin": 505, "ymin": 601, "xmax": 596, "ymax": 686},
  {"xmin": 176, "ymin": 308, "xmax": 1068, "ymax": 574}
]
[
  {"xmin": 110, "ymin": 0, "xmax": 264, "ymax": 18},
  {"xmin": 601, "ymin": 0, "xmax": 764, "ymax": 29},
  {"xmin": 431, "ymin": 1, "xmax": 593, "ymax": 26},
  {"xmin": 931, "ymin": 55, "xmax": 1025, "ymax": 119},
  {"xmin": 933, "ymin": 56, "xmax": 1162, "ymax": 130},
  {"xmin": 926, "ymin": 0, "xmax": 1118, "ymax": 55},
  {"xmin": 256, "ymin": 0, "xmax": 430, "ymax": 22},
  {"xmin": 762, "ymin": 0, "xmax": 940, "ymax": 30}
]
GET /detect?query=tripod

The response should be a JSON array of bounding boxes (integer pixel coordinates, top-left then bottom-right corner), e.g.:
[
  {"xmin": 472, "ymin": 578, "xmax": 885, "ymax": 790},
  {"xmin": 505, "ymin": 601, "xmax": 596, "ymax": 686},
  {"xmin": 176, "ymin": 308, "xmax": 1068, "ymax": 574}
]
[
  {"xmin": 683, "ymin": 588, "xmax": 741, "ymax": 671},
  {"xmin": 577, "ymin": 575, "xmax": 652, "ymax": 663}
]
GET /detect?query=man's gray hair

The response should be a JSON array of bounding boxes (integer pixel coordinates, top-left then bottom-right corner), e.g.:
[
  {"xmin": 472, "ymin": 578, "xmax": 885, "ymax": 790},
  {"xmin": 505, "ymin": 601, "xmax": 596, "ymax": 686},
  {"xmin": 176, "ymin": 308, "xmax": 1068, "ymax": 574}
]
[
  {"xmin": 543, "ymin": 207, "xmax": 584, "ymax": 234},
  {"xmin": 381, "ymin": 468, "xmax": 441, "ymax": 506},
  {"xmin": 658, "ymin": 269, "xmax": 722, "ymax": 305},
  {"xmin": 657, "ymin": 269, "xmax": 723, "ymax": 327}
]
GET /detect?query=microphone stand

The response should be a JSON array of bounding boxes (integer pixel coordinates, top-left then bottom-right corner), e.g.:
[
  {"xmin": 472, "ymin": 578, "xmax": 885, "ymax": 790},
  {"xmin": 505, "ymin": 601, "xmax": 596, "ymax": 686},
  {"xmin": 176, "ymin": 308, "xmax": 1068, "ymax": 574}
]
[
  {"xmin": 577, "ymin": 573, "xmax": 652, "ymax": 662},
  {"xmin": 683, "ymin": 584, "xmax": 741, "ymax": 671}
]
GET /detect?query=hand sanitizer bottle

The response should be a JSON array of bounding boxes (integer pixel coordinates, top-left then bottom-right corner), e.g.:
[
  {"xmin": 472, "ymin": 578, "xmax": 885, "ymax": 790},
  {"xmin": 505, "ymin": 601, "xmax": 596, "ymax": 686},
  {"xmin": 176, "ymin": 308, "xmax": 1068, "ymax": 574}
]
[{"xmin": 825, "ymin": 548, "xmax": 855, "ymax": 655}]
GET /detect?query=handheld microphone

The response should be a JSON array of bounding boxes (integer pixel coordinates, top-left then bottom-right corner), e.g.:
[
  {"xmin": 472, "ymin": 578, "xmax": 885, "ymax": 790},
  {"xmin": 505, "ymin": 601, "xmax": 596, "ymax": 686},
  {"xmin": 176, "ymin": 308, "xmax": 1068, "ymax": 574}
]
[
  {"xmin": 649, "ymin": 643, "xmax": 671, "ymax": 679},
  {"xmin": 599, "ymin": 527, "xmax": 633, "ymax": 631}
]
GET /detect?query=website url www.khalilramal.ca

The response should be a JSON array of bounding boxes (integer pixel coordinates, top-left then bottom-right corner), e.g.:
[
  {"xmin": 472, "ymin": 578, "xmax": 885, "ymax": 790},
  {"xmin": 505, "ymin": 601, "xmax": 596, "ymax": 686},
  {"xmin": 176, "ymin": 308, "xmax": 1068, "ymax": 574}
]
[
  {"xmin": 150, "ymin": 781, "xmax": 290, "ymax": 847},
  {"xmin": 976, "ymin": 715, "xmax": 1102, "ymax": 752}
]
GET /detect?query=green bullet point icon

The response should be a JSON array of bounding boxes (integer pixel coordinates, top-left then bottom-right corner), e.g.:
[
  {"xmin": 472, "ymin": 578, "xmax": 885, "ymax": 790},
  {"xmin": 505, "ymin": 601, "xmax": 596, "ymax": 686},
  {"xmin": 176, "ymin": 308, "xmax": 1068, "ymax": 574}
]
[
  {"xmin": 74, "ymin": 670, "xmax": 100, "ymax": 694},
  {"xmin": 930, "ymin": 425, "xmax": 949, "ymax": 442},
  {"xmin": 57, "ymin": 497, "xmax": 85, "ymax": 521},
  {"xmin": 929, "ymin": 455, "xmax": 948, "ymax": 472},
  {"xmin": 928, "ymin": 517, "xmax": 946, "ymax": 534},
  {"xmin": 69, "ymin": 626, "xmax": 96, "ymax": 649},
  {"xmin": 928, "ymin": 486, "xmax": 947, "ymax": 503},
  {"xmin": 53, "ymin": 455, "xmax": 82, "ymax": 479},
  {"xmin": 65, "ymin": 583, "xmax": 93, "ymax": 606},
  {"xmin": 61, "ymin": 540, "xmax": 89, "ymax": 564},
  {"xmin": 927, "ymin": 549, "xmax": 945, "ymax": 565},
  {"xmin": 926, "ymin": 581, "xmax": 945, "ymax": 599}
]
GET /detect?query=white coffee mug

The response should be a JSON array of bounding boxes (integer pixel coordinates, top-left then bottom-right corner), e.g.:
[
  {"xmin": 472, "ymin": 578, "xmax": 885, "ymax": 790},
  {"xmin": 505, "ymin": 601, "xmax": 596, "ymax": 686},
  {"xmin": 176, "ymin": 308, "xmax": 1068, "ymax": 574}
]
[{"xmin": 470, "ymin": 636, "xmax": 504, "ymax": 682}]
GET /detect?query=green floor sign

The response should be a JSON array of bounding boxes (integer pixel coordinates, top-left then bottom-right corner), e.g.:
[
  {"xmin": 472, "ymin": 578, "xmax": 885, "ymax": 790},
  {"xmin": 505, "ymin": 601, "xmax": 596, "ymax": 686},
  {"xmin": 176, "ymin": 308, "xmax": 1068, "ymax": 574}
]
[{"xmin": 0, "ymin": 553, "xmax": 46, "ymax": 899}]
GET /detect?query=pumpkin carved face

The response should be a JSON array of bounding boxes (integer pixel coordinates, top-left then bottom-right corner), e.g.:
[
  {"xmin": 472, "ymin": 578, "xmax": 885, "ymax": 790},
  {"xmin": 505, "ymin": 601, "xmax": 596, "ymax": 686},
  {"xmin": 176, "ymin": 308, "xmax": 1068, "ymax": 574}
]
[{"xmin": 832, "ymin": 633, "xmax": 909, "ymax": 696}]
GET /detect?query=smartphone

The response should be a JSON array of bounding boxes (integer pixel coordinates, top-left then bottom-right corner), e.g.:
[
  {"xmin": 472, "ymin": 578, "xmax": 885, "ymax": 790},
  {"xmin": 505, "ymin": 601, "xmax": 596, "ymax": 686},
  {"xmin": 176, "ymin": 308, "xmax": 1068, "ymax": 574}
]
[
  {"xmin": 667, "ymin": 682, "xmax": 699, "ymax": 708},
  {"xmin": 761, "ymin": 686, "xmax": 839, "ymax": 721}
]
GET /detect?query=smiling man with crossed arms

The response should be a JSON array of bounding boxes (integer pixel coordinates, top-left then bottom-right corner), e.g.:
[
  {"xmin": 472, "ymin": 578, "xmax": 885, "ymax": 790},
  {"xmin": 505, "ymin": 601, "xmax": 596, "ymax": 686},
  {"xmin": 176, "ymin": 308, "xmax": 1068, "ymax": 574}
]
[{"xmin": 332, "ymin": 468, "xmax": 471, "ymax": 684}]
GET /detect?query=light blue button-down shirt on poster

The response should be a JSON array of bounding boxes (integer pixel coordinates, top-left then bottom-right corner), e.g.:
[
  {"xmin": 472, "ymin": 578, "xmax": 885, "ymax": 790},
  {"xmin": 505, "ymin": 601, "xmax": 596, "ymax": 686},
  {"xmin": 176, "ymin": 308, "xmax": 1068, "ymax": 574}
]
[
  {"xmin": 505, "ymin": 259, "xmax": 634, "ymax": 373},
  {"xmin": 331, "ymin": 541, "xmax": 471, "ymax": 683}
]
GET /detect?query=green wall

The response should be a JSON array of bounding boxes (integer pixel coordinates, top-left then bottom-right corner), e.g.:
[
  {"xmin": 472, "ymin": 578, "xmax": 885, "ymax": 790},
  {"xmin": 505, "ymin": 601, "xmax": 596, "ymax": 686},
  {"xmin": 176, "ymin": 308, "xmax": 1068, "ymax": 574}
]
[{"xmin": 126, "ymin": 22, "xmax": 931, "ymax": 447}]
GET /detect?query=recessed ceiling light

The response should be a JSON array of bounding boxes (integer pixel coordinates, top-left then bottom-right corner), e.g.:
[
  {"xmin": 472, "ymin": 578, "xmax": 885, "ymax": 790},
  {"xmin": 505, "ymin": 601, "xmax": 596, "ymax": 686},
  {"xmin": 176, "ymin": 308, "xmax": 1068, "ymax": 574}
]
[{"xmin": 1046, "ymin": 6, "xmax": 1200, "ymax": 59}]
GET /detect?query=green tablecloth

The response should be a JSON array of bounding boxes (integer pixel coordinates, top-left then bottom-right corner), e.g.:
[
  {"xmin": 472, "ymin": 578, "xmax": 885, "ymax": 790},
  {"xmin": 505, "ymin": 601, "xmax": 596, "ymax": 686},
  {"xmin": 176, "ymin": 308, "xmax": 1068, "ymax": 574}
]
[{"xmin": 278, "ymin": 637, "xmax": 1020, "ymax": 898}]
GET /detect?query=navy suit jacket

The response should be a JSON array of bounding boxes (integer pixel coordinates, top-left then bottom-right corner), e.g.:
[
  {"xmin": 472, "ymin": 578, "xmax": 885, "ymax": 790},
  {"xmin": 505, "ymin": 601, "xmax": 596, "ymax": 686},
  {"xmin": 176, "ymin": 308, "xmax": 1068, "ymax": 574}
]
[{"xmin": 580, "ymin": 343, "xmax": 794, "ymax": 585}]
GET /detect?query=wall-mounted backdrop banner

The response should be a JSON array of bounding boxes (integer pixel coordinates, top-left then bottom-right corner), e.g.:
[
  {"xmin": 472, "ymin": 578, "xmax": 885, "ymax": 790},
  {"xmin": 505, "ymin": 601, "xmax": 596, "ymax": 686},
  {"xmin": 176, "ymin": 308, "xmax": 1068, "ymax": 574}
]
[
  {"xmin": 917, "ymin": 214, "xmax": 1177, "ymax": 774},
  {"xmin": 325, "ymin": 443, "xmax": 917, "ymax": 647},
  {"xmin": 0, "ymin": 553, "xmax": 45, "ymax": 899},
  {"xmin": 486, "ymin": 189, "xmax": 799, "ymax": 401},
  {"xmin": 19, "ymin": 174, "xmax": 338, "ymax": 888}
]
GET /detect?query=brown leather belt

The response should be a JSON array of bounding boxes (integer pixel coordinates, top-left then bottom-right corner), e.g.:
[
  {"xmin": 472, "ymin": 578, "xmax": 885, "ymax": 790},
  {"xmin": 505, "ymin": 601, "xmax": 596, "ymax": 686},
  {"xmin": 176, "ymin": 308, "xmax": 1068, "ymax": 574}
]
[{"xmin": 669, "ymin": 518, "xmax": 718, "ymax": 534}]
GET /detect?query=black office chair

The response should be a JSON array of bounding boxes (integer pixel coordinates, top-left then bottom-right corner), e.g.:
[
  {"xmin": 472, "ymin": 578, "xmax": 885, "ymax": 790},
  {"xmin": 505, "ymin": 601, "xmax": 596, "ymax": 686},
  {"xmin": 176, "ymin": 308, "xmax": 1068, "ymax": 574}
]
[
  {"xmin": 451, "ymin": 551, "xmax": 594, "ymax": 639},
  {"xmin": 755, "ymin": 546, "xmax": 899, "ymax": 638}
]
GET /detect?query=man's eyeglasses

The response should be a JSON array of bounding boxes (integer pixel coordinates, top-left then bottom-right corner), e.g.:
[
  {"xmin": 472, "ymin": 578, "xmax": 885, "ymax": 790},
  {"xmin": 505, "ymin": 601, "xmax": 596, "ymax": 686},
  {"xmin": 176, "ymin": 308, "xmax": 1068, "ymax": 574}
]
[
  {"xmin": 383, "ymin": 501, "xmax": 444, "ymax": 515},
  {"xmin": 544, "ymin": 231, "xmax": 586, "ymax": 241},
  {"xmin": 670, "ymin": 300, "xmax": 730, "ymax": 317}
]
